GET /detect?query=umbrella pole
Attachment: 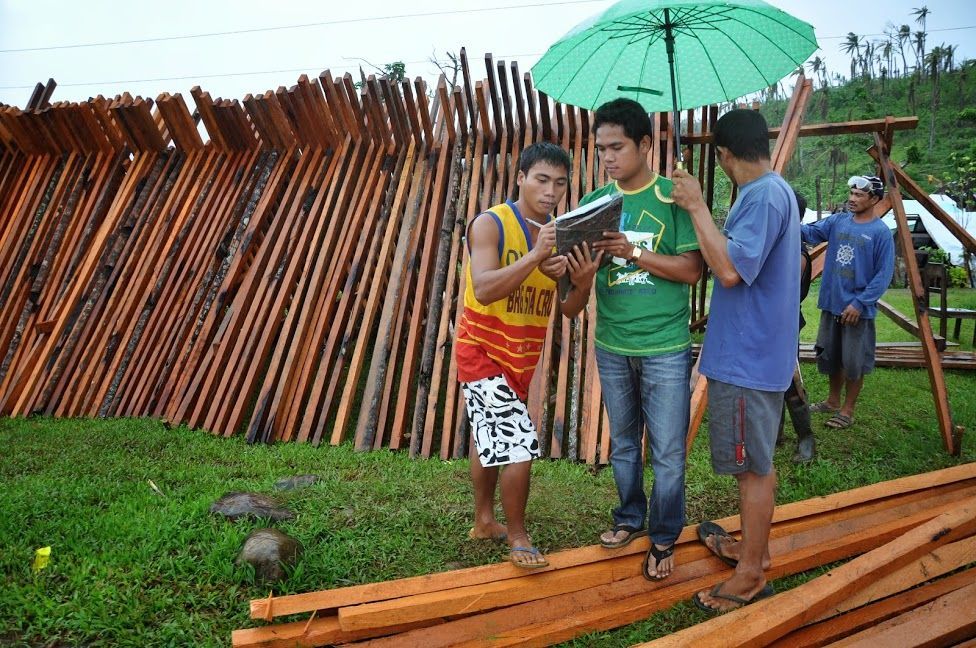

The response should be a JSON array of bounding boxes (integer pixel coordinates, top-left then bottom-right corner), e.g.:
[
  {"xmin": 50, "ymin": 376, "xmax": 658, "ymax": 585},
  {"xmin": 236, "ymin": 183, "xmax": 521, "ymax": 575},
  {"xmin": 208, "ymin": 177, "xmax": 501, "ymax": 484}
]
[{"xmin": 664, "ymin": 9, "xmax": 682, "ymax": 169}]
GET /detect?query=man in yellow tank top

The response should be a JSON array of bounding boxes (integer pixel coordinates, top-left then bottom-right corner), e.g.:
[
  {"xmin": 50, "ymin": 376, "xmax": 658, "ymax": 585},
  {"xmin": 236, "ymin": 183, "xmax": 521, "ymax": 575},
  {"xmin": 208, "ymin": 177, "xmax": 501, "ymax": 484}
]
[{"xmin": 456, "ymin": 143, "xmax": 570, "ymax": 568}]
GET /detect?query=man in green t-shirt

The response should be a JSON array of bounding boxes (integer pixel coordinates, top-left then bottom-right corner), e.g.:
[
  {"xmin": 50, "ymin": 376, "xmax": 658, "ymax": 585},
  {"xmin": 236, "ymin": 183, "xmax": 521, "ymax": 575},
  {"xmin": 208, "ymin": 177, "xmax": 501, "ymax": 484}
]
[{"xmin": 561, "ymin": 98, "xmax": 702, "ymax": 581}]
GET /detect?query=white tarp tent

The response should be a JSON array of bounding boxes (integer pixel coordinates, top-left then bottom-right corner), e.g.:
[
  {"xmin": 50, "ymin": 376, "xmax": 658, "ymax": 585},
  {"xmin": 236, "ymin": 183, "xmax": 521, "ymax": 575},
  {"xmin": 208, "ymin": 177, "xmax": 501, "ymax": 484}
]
[
  {"xmin": 801, "ymin": 193, "xmax": 976, "ymax": 267},
  {"xmin": 880, "ymin": 194, "xmax": 976, "ymax": 267}
]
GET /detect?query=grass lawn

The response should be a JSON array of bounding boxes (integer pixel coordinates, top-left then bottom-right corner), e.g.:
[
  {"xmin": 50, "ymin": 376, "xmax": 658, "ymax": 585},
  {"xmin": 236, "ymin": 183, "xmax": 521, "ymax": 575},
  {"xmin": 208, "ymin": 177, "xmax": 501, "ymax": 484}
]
[{"xmin": 2, "ymin": 286, "xmax": 975, "ymax": 647}]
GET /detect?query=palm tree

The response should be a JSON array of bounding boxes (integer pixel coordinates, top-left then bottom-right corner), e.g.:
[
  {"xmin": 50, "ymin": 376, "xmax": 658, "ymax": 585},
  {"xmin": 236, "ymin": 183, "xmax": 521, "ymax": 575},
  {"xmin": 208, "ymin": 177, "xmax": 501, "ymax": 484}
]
[
  {"xmin": 925, "ymin": 45, "xmax": 943, "ymax": 150},
  {"xmin": 806, "ymin": 56, "xmax": 829, "ymax": 89},
  {"xmin": 828, "ymin": 146, "xmax": 848, "ymax": 195},
  {"xmin": 897, "ymin": 25, "xmax": 912, "ymax": 77},
  {"xmin": 913, "ymin": 31, "xmax": 926, "ymax": 78},
  {"xmin": 943, "ymin": 44, "xmax": 957, "ymax": 73},
  {"xmin": 881, "ymin": 37, "xmax": 894, "ymax": 78},
  {"xmin": 862, "ymin": 39, "xmax": 875, "ymax": 78},
  {"xmin": 842, "ymin": 32, "xmax": 862, "ymax": 80},
  {"xmin": 912, "ymin": 6, "xmax": 930, "ymax": 75}
]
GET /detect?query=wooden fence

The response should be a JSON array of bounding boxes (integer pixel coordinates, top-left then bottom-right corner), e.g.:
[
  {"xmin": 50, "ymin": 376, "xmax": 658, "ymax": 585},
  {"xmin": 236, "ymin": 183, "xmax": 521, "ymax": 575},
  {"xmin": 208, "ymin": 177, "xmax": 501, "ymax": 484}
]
[{"xmin": 1, "ymin": 51, "xmax": 968, "ymax": 458}]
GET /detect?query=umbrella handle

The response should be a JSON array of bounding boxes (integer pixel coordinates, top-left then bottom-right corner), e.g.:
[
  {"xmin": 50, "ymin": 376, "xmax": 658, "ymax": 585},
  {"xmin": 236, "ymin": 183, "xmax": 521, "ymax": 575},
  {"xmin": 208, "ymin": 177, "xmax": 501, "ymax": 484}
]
[{"xmin": 664, "ymin": 8, "xmax": 683, "ymax": 170}]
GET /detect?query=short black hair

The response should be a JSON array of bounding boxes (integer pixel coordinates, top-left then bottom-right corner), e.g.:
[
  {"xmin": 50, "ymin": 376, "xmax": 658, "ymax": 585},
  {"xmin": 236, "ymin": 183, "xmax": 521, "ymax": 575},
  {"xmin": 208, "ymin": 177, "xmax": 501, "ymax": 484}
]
[
  {"xmin": 592, "ymin": 98, "xmax": 653, "ymax": 146},
  {"xmin": 793, "ymin": 189, "xmax": 807, "ymax": 217},
  {"xmin": 713, "ymin": 109, "xmax": 770, "ymax": 162},
  {"xmin": 518, "ymin": 142, "xmax": 571, "ymax": 175}
]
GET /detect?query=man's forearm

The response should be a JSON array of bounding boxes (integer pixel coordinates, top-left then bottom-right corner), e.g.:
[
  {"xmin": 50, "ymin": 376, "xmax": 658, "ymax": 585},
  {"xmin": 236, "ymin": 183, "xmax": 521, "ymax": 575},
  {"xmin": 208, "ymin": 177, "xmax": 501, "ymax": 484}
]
[
  {"xmin": 635, "ymin": 250, "xmax": 702, "ymax": 285},
  {"xmin": 472, "ymin": 252, "xmax": 544, "ymax": 305},
  {"xmin": 559, "ymin": 281, "xmax": 592, "ymax": 318}
]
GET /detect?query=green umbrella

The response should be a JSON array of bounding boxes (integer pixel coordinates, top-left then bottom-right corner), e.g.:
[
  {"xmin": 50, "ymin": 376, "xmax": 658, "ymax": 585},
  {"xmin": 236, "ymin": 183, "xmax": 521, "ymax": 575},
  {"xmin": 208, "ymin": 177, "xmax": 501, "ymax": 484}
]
[{"xmin": 531, "ymin": 0, "xmax": 818, "ymax": 162}]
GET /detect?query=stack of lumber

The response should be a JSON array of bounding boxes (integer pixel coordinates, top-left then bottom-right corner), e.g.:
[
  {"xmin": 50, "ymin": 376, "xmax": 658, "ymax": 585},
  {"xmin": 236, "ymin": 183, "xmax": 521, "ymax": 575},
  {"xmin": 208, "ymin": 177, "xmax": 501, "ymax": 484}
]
[
  {"xmin": 0, "ymin": 52, "xmax": 959, "ymax": 459},
  {"xmin": 0, "ymin": 52, "xmax": 641, "ymax": 460},
  {"xmin": 799, "ymin": 343, "xmax": 976, "ymax": 370},
  {"xmin": 0, "ymin": 50, "xmax": 741, "ymax": 461},
  {"xmin": 231, "ymin": 463, "xmax": 976, "ymax": 647}
]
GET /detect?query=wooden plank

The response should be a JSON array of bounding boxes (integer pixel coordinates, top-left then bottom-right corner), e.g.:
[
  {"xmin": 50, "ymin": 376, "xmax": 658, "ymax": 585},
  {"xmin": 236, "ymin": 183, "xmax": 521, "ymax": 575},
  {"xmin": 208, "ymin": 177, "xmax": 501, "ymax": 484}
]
[
  {"xmin": 270, "ymin": 137, "xmax": 372, "ymax": 443},
  {"xmin": 389, "ymin": 123, "xmax": 451, "ymax": 451},
  {"xmin": 1, "ymin": 152, "xmax": 158, "ymax": 413},
  {"xmin": 232, "ymin": 615, "xmax": 439, "ymax": 648},
  {"xmin": 124, "ymin": 149, "xmax": 262, "ymax": 416},
  {"xmin": 770, "ymin": 568, "xmax": 976, "ymax": 648},
  {"xmin": 814, "ymin": 534, "xmax": 976, "ymax": 621},
  {"xmin": 443, "ymin": 108, "xmax": 487, "ymax": 459},
  {"xmin": 422, "ymin": 92, "xmax": 472, "ymax": 458},
  {"xmin": 484, "ymin": 54, "xmax": 503, "ymax": 151},
  {"xmin": 348, "ymin": 491, "xmax": 976, "ymax": 647},
  {"xmin": 643, "ymin": 498, "xmax": 976, "ymax": 647},
  {"xmin": 304, "ymin": 144, "xmax": 393, "ymax": 445},
  {"xmin": 350, "ymin": 132, "xmax": 434, "ymax": 449},
  {"xmin": 682, "ymin": 116, "xmax": 918, "ymax": 145},
  {"xmin": 237, "ymin": 140, "xmax": 358, "ymax": 441},
  {"xmin": 874, "ymin": 134, "xmax": 960, "ymax": 455},
  {"xmin": 868, "ymin": 145, "xmax": 976, "ymax": 256},
  {"xmin": 824, "ymin": 579, "xmax": 976, "ymax": 647},
  {"xmin": 101, "ymin": 148, "xmax": 225, "ymax": 415},
  {"xmin": 249, "ymin": 464, "xmax": 976, "ymax": 620},
  {"xmin": 337, "ymin": 488, "xmax": 976, "ymax": 634},
  {"xmin": 326, "ymin": 140, "xmax": 416, "ymax": 445},
  {"xmin": 876, "ymin": 298, "xmax": 946, "ymax": 350}
]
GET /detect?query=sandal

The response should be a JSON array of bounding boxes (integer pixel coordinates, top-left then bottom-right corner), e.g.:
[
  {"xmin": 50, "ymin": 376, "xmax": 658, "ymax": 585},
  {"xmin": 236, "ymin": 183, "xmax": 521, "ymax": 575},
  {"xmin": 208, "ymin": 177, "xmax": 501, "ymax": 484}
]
[
  {"xmin": 692, "ymin": 582, "xmax": 775, "ymax": 615},
  {"xmin": 509, "ymin": 545, "xmax": 549, "ymax": 569},
  {"xmin": 641, "ymin": 542, "xmax": 675, "ymax": 581},
  {"xmin": 808, "ymin": 401, "xmax": 839, "ymax": 414},
  {"xmin": 599, "ymin": 524, "xmax": 647, "ymax": 549},
  {"xmin": 697, "ymin": 521, "xmax": 738, "ymax": 568},
  {"xmin": 824, "ymin": 413, "xmax": 854, "ymax": 429}
]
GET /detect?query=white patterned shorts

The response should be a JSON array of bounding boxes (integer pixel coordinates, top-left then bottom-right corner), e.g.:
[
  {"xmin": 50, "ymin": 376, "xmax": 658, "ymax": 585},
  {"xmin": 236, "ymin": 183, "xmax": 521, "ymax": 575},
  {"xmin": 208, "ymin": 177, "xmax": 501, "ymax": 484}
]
[{"xmin": 461, "ymin": 375, "xmax": 541, "ymax": 468}]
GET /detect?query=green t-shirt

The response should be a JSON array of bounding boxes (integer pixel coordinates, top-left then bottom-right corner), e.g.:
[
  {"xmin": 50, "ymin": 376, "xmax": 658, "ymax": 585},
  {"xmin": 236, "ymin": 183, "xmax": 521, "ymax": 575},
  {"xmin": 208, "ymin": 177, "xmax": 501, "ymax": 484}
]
[{"xmin": 580, "ymin": 175, "xmax": 700, "ymax": 356}]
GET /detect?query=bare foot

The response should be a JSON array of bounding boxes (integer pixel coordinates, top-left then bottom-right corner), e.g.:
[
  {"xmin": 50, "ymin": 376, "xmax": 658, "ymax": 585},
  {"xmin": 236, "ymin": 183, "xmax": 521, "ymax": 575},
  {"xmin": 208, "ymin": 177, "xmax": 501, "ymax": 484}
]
[
  {"xmin": 599, "ymin": 525, "xmax": 646, "ymax": 548},
  {"xmin": 702, "ymin": 533, "xmax": 771, "ymax": 570},
  {"xmin": 694, "ymin": 572, "xmax": 770, "ymax": 613},
  {"xmin": 469, "ymin": 521, "xmax": 508, "ymax": 541}
]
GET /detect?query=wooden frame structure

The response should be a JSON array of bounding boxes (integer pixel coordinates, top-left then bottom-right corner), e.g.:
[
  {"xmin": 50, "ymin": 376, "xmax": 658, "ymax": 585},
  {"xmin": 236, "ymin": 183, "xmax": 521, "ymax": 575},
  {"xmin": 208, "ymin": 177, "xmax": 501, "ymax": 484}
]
[{"xmin": 0, "ymin": 53, "xmax": 967, "ymax": 458}]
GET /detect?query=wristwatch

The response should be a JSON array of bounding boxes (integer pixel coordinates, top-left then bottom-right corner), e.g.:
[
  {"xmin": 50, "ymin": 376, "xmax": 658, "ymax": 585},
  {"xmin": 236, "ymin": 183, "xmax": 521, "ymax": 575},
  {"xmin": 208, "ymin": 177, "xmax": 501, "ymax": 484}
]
[{"xmin": 628, "ymin": 245, "xmax": 643, "ymax": 264}]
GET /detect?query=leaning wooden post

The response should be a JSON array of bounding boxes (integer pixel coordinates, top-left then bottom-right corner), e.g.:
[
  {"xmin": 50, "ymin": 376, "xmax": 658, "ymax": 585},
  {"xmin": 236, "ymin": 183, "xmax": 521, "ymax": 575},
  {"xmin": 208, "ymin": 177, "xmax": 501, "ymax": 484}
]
[{"xmin": 873, "ymin": 133, "xmax": 962, "ymax": 455}]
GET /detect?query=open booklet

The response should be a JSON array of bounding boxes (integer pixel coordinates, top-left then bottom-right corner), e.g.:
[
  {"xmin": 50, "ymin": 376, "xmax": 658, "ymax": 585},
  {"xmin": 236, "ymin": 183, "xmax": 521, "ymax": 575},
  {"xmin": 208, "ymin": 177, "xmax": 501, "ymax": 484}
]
[{"xmin": 554, "ymin": 193, "xmax": 623, "ymax": 301}]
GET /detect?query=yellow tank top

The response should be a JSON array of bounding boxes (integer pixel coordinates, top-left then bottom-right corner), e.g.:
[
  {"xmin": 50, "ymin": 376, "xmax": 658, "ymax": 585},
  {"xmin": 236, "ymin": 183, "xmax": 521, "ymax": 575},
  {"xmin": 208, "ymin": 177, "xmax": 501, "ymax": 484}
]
[{"xmin": 455, "ymin": 200, "xmax": 556, "ymax": 399}]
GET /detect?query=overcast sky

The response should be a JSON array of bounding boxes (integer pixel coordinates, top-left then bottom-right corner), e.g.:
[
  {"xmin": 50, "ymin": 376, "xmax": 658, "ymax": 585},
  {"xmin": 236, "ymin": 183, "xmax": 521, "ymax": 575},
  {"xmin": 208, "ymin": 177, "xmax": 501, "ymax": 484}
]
[{"xmin": 1, "ymin": 0, "xmax": 974, "ymax": 108}]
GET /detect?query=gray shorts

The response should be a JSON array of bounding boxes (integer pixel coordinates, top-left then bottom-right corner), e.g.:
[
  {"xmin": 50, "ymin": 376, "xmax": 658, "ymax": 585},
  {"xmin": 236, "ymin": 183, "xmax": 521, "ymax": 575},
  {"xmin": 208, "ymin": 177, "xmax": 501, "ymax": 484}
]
[
  {"xmin": 814, "ymin": 311, "xmax": 876, "ymax": 380},
  {"xmin": 707, "ymin": 379, "xmax": 784, "ymax": 476}
]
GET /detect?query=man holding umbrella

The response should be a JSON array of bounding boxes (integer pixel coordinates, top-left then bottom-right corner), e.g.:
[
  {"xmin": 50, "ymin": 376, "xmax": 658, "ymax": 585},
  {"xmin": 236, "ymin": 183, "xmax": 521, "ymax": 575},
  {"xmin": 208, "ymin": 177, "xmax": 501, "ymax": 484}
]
[
  {"xmin": 671, "ymin": 109, "xmax": 799, "ymax": 612},
  {"xmin": 530, "ymin": 0, "xmax": 817, "ymax": 605}
]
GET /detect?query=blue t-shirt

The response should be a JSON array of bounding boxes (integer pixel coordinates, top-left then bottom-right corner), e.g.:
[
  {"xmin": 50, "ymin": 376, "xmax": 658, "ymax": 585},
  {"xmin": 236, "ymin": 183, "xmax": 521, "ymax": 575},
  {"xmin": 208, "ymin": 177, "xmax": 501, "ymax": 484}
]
[
  {"xmin": 801, "ymin": 213, "xmax": 895, "ymax": 319},
  {"xmin": 700, "ymin": 172, "xmax": 800, "ymax": 393}
]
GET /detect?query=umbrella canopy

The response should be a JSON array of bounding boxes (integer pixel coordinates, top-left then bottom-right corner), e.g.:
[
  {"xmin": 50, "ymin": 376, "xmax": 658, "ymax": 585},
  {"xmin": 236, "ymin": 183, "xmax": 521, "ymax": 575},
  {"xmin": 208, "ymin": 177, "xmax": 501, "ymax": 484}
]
[{"xmin": 531, "ymin": 0, "xmax": 818, "ymax": 114}]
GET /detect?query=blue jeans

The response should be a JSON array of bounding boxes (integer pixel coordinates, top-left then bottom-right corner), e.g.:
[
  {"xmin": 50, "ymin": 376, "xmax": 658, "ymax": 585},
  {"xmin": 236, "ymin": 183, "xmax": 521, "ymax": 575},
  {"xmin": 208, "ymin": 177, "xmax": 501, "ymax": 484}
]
[{"xmin": 596, "ymin": 346, "xmax": 691, "ymax": 546}]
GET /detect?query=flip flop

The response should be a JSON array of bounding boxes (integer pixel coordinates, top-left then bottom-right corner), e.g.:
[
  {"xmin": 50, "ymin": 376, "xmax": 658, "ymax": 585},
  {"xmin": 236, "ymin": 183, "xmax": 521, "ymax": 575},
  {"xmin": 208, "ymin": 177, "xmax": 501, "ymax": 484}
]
[
  {"xmin": 600, "ymin": 524, "xmax": 647, "ymax": 549},
  {"xmin": 697, "ymin": 521, "xmax": 739, "ymax": 568},
  {"xmin": 509, "ymin": 546, "xmax": 549, "ymax": 569},
  {"xmin": 641, "ymin": 542, "xmax": 675, "ymax": 581},
  {"xmin": 692, "ymin": 582, "xmax": 775, "ymax": 615},
  {"xmin": 468, "ymin": 527, "xmax": 507, "ymax": 542},
  {"xmin": 824, "ymin": 413, "xmax": 854, "ymax": 429},
  {"xmin": 809, "ymin": 401, "xmax": 839, "ymax": 414}
]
